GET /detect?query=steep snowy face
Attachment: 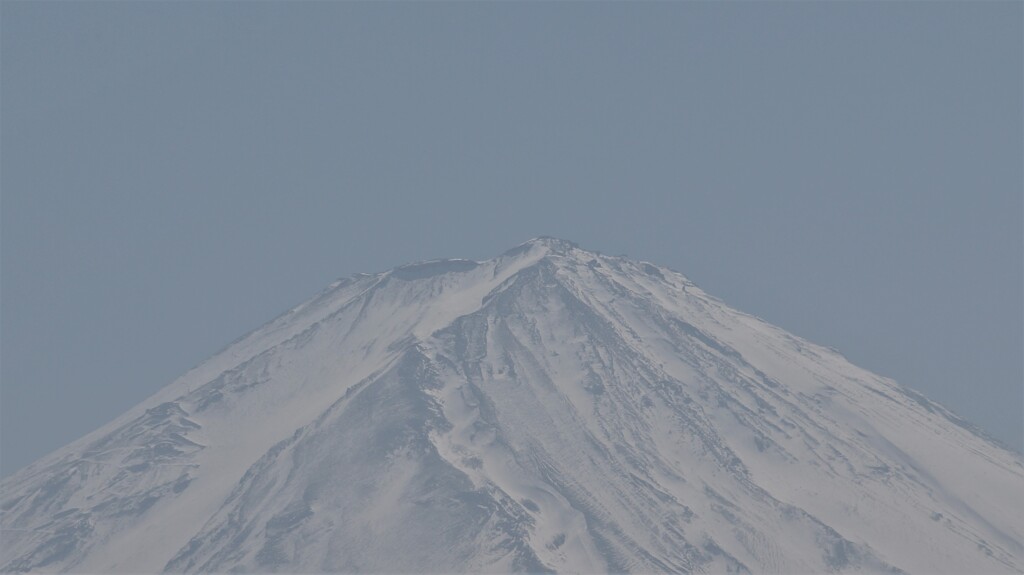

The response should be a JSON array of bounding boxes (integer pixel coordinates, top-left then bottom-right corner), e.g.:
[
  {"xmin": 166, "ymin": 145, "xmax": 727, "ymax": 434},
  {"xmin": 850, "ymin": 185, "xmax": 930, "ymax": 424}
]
[{"xmin": 2, "ymin": 238, "xmax": 1022, "ymax": 574}]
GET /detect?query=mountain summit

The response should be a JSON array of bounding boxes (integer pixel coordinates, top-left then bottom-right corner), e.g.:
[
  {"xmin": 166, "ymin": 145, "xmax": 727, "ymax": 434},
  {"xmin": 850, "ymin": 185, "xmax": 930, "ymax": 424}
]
[{"xmin": 2, "ymin": 239, "xmax": 1022, "ymax": 573}]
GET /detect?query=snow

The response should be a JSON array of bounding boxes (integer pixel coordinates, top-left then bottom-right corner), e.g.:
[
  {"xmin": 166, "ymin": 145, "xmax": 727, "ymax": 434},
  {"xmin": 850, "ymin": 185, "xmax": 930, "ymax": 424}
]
[{"xmin": 2, "ymin": 237, "xmax": 1022, "ymax": 574}]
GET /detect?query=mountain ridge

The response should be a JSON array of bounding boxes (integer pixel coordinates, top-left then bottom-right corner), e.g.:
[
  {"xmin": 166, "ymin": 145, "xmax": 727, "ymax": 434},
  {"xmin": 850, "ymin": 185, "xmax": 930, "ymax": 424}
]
[{"xmin": 2, "ymin": 238, "xmax": 1022, "ymax": 573}]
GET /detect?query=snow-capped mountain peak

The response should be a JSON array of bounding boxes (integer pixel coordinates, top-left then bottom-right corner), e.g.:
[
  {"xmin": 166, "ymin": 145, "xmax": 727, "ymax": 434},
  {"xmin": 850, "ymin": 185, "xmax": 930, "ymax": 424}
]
[{"xmin": 2, "ymin": 240, "xmax": 1022, "ymax": 573}]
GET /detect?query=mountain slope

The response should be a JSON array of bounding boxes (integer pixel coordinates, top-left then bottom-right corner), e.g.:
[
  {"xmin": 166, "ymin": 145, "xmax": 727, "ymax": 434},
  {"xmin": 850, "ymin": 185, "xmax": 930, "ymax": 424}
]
[{"xmin": 2, "ymin": 238, "xmax": 1022, "ymax": 573}]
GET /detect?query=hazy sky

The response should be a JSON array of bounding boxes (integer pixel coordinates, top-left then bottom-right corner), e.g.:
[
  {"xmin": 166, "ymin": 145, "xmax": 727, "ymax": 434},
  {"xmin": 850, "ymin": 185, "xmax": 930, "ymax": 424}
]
[{"xmin": 2, "ymin": 2, "xmax": 1021, "ymax": 476}]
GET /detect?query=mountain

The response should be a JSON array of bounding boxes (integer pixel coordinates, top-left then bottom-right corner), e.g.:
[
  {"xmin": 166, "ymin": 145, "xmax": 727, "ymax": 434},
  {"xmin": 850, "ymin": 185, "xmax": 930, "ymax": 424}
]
[{"xmin": 2, "ymin": 237, "xmax": 1022, "ymax": 574}]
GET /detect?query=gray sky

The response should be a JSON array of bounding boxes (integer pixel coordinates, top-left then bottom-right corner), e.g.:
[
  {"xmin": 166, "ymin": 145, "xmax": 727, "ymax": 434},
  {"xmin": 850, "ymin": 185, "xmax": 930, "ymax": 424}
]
[{"xmin": 1, "ymin": 2, "xmax": 1021, "ymax": 477}]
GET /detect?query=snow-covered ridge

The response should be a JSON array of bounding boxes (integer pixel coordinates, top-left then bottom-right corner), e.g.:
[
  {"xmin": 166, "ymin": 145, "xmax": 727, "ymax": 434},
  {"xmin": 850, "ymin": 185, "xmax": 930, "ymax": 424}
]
[{"xmin": 2, "ymin": 238, "xmax": 1022, "ymax": 573}]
